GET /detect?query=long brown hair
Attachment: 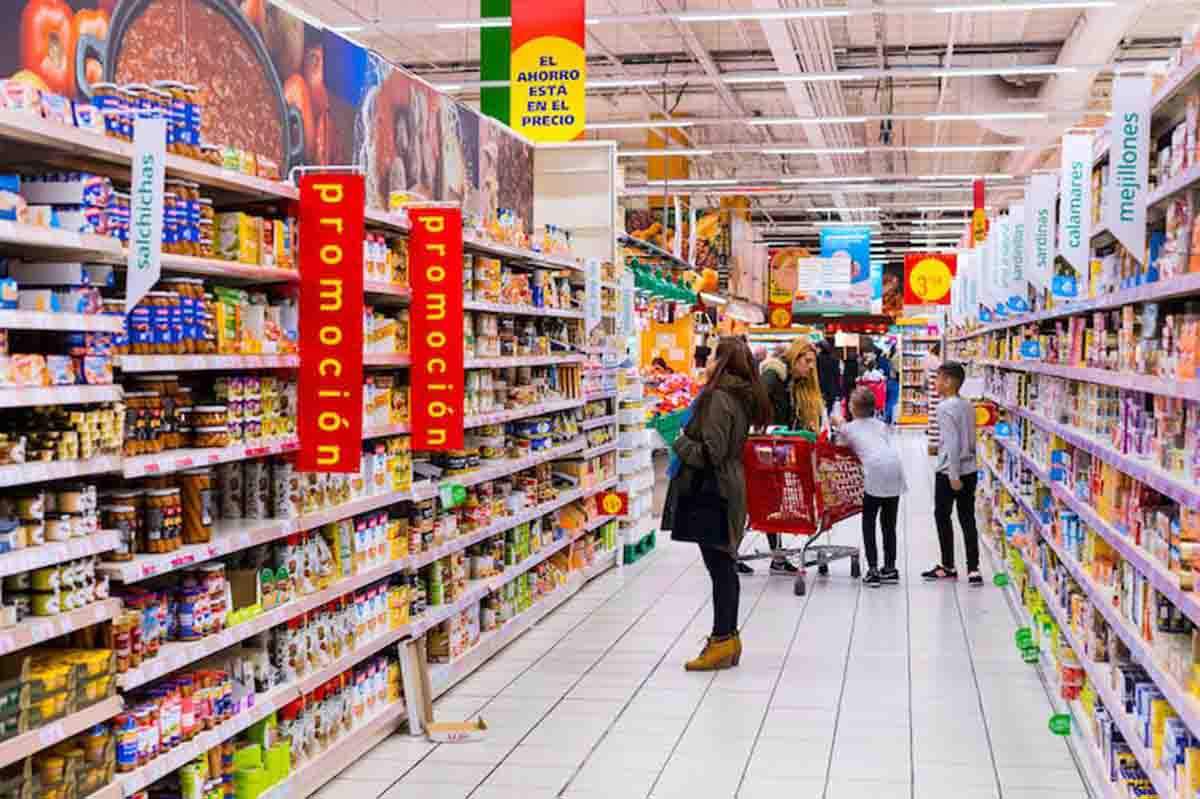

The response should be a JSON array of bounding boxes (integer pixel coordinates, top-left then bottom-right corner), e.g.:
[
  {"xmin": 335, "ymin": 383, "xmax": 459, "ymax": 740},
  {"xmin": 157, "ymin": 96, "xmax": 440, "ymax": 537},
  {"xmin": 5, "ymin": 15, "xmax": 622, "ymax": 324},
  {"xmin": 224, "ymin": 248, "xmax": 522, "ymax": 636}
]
[
  {"xmin": 695, "ymin": 336, "xmax": 772, "ymax": 428},
  {"xmin": 786, "ymin": 338, "xmax": 825, "ymax": 432}
]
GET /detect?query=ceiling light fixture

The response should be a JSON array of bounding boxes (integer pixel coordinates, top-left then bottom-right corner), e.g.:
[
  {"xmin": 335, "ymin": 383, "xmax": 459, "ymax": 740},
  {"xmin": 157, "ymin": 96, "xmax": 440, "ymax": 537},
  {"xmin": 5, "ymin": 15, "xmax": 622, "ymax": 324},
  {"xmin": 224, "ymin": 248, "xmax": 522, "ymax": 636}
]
[
  {"xmin": 617, "ymin": 149, "xmax": 715, "ymax": 158},
  {"xmin": 932, "ymin": 1, "xmax": 1115, "ymax": 12},
  {"xmin": 675, "ymin": 8, "xmax": 850, "ymax": 22},
  {"xmin": 924, "ymin": 112, "xmax": 1049, "ymax": 122},
  {"xmin": 589, "ymin": 120, "xmax": 696, "ymax": 130},
  {"xmin": 762, "ymin": 147, "xmax": 869, "ymax": 155}
]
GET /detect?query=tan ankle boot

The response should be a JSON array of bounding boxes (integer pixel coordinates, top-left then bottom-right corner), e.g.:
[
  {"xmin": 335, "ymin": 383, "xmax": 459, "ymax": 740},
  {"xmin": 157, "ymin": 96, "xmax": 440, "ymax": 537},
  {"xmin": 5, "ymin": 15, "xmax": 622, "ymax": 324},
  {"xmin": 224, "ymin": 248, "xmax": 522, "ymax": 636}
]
[
  {"xmin": 685, "ymin": 635, "xmax": 739, "ymax": 671},
  {"xmin": 732, "ymin": 632, "xmax": 742, "ymax": 667}
]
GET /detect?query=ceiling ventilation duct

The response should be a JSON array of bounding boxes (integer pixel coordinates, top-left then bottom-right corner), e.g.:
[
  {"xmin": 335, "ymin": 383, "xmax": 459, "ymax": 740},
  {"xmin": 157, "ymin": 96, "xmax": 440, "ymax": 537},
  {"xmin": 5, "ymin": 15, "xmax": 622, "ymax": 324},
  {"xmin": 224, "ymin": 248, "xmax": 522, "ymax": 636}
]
[{"xmin": 953, "ymin": 1, "xmax": 1149, "ymax": 174}]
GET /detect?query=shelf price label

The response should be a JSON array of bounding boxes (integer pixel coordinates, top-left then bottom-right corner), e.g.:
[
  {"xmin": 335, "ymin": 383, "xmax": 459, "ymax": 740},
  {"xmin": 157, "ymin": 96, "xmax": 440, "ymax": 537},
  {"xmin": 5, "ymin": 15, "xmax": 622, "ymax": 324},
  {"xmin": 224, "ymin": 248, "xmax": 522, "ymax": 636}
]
[{"xmin": 510, "ymin": 0, "xmax": 586, "ymax": 142}]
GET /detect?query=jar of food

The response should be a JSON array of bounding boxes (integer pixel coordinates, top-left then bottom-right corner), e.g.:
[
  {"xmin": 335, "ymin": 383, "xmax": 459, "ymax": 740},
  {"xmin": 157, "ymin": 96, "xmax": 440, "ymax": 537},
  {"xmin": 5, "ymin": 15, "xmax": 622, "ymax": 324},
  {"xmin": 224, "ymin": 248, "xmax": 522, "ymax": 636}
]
[
  {"xmin": 192, "ymin": 426, "xmax": 230, "ymax": 449},
  {"xmin": 101, "ymin": 505, "xmax": 136, "ymax": 561},
  {"xmin": 190, "ymin": 406, "xmax": 228, "ymax": 428},
  {"xmin": 144, "ymin": 488, "xmax": 181, "ymax": 553},
  {"xmin": 179, "ymin": 469, "xmax": 214, "ymax": 544}
]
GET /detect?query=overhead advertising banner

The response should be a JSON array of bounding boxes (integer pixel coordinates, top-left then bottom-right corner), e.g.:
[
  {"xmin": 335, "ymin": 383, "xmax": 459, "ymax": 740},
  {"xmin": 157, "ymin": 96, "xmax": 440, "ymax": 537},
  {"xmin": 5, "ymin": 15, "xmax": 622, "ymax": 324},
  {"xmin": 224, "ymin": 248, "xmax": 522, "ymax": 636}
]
[
  {"xmin": 411, "ymin": 207, "xmax": 466, "ymax": 451},
  {"xmin": 126, "ymin": 116, "xmax": 167, "ymax": 313},
  {"xmin": 1008, "ymin": 204, "xmax": 1029, "ymax": 313},
  {"xmin": 767, "ymin": 247, "xmax": 796, "ymax": 329},
  {"xmin": 1106, "ymin": 76, "xmax": 1152, "ymax": 264},
  {"xmin": 297, "ymin": 175, "xmax": 366, "ymax": 472},
  {"xmin": 1025, "ymin": 173, "xmax": 1057, "ymax": 295},
  {"xmin": 903, "ymin": 253, "xmax": 957, "ymax": 308},
  {"xmin": 1058, "ymin": 133, "xmax": 1094, "ymax": 285},
  {"xmin": 820, "ymin": 226, "xmax": 873, "ymax": 308},
  {"xmin": 510, "ymin": 0, "xmax": 586, "ymax": 142}
]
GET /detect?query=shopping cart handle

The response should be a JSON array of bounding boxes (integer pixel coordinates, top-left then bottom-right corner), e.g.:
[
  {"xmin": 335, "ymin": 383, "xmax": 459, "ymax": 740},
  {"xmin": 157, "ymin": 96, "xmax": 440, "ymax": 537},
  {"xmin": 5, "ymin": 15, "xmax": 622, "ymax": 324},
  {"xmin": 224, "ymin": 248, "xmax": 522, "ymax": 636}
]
[{"xmin": 763, "ymin": 426, "xmax": 817, "ymax": 441}]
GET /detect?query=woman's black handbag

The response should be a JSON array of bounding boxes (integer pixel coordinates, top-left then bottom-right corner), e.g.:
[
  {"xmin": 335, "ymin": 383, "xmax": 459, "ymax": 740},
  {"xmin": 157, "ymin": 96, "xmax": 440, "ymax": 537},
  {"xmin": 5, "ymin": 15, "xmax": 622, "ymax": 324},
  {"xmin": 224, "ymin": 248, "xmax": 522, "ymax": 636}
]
[{"xmin": 668, "ymin": 462, "xmax": 728, "ymax": 548}]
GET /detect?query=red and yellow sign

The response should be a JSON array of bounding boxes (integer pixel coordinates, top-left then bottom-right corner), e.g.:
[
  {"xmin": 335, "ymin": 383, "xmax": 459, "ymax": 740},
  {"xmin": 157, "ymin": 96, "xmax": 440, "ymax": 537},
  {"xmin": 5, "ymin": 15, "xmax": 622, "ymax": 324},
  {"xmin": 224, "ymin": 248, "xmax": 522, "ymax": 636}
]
[
  {"xmin": 975, "ymin": 402, "xmax": 999, "ymax": 428},
  {"xmin": 297, "ymin": 174, "xmax": 365, "ymax": 472},
  {"xmin": 903, "ymin": 253, "xmax": 957, "ymax": 307},
  {"xmin": 510, "ymin": 0, "xmax": 586, "ymax": 142},
  {"xmin": 767, "ymin": 247, "xmax": 805, "ymax": 328},
  {"xmin": 598, "ymin": 491, "xmax": 628, "ymax": 517},
  {"xmin": 410, "ymin": 207, "xmax": 465, "ymax": 451},
  {"xmin": 972, "ymin": 179, "xmax": 988, "ymax": 246}
]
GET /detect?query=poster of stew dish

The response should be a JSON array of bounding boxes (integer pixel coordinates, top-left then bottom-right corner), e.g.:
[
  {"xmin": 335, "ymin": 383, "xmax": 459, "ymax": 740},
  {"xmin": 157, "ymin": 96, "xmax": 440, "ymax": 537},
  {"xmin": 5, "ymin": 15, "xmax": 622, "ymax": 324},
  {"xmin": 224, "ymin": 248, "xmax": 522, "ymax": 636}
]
[{"xmin": 0, "ymin": 0, "xmax": 533, "ymax": 234}]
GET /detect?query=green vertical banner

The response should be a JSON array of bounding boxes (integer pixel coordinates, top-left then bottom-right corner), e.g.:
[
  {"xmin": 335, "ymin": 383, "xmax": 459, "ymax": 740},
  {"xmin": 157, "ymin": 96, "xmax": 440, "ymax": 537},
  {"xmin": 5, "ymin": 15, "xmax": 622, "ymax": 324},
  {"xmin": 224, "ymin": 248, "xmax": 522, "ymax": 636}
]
[{"xmin": 480, "ymin": 0, "xmax": 511, "ymax": 124}]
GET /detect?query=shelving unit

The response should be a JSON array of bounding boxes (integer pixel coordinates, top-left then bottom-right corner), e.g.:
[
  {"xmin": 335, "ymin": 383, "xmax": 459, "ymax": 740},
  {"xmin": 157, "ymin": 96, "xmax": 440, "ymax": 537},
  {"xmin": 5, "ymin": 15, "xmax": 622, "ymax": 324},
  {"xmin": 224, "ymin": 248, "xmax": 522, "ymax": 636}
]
[{"xmin": 899, "ymin": 335, "xmax": 938, "ymax": 427}]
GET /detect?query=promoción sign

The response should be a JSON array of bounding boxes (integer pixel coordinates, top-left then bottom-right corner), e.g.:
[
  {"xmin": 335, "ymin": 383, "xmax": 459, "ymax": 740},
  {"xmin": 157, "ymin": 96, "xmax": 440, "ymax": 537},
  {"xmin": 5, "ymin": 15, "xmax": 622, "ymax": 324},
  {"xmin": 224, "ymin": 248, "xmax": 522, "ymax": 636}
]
[
  {"xmin": 903, "ymin": 253, "xmax": 956, "ymax": 307},
  {"xmin": 410, "ymin": 207, "xmax": 466, "ymax": 451},
  {"xmin": 297, "ymin": 174, "xmax": 365, "ymax": 472},
  {"xmin": 510, "ymin": 0, "xmax": 586, "ymax": 142}
]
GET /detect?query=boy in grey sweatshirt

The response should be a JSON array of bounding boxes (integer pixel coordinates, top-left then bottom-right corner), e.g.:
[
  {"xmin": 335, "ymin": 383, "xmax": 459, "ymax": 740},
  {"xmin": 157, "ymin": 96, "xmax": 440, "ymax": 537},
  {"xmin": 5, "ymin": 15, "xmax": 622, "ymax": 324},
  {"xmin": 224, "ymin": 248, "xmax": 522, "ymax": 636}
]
[{"xmin": 922, "ymin": 362, "xmax": 982, "ymax": 586}]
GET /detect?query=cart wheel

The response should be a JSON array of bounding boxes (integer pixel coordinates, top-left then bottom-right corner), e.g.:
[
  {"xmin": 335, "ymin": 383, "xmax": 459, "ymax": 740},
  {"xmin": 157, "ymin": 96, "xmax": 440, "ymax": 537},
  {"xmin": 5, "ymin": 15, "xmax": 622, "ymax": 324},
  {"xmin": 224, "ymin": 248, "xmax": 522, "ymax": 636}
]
[
  {"xmin": 794, "ymin": 574, "xmax": 806, "ymax": 596},
  {"xmin": 818, "ymin": 563, "xmax": 830, "ymax": 577},
  {"xmin": 850, "ymin": 558, "xmax": 861, "ymax": 579}
]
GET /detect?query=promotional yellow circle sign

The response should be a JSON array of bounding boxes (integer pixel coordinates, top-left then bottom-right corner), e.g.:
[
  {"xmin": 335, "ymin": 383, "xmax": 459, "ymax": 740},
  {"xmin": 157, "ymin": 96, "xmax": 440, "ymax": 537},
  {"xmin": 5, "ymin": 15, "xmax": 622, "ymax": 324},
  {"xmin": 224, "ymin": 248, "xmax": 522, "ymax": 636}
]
[
  {"xmin": 601, "ymin": 492, "xmax": 624, "ymax": 515},
  {"xmin": 511, "ymin": 37, "xmax": 587, "ymax": 142},
  {"xmin": 769, "ymin": 306, "xmax": 793, "ymax": 328},
  {"xmin": 908, "ymin": 257, "xmax": 954, "ymax": 304}
]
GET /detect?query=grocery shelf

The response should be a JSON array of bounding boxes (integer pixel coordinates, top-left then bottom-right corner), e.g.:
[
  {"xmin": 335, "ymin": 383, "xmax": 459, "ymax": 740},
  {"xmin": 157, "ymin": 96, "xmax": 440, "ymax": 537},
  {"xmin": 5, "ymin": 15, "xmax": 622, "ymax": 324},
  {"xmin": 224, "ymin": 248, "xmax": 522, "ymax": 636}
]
[
  {"xmin": 0, "ymin": 384, "xmax": 122, "ymax": 410},
  {"xmin": 581, "ymin": 414, "xmax": 617, "ymax": 431},
  {"xmin": 983, "ymin": 538, "xmax": 1134, "ymax": 799},
  {"xmin": 618, "ymin": 233, "xmax": 689, "ymax": 270},
  {"xmin": 157, "ymin": 253, "xmax": 299, "ymax": 283},
  {"xmin": 1148, "ymin": 160, "xmax": 1200, "ymax": 208},
  {"xmin": 994, "ymin": 434, "xmax": 1200, "ymax": 629},
  {"xmin": 464, "ymin": 299, "xmax": 584, "ymax": 319},
  {"xmin": 0, "ymin": 695, "xmax": 122, "ymax": 770},
  {"xmin": 583, "ymin": 388, "xmax": 618, "ymax": 401},
  {"xmin": 0, "ymin": 309, "xmax": 125, "ymax": 333},
  {"xmin": 257, "ymin": 701, "xmax": 408, "ymax": 799},
  {"xmin": 949, "ymin": 272, "xmax": 1200, "ymax": 341},
  {"xmin": 364, "ymin": 282, "xmax": 412, "ymax": 302},
  {"xmin": 411, "ymin": 438, "xmax": 587, "ymax": 501},
  {"xmin": 583, "ymin": 513, "xmax": 619, "ymax": 533},
  {"xmin": 0, "ymin": 219, "xmax": 122, "ymax": 261},
  {"xmin": 990, "ymin": 395, "xmax": 1200, "ymax": 509},
  {"xmin": 0, "ymin": 598, "xmax": 121, "ymax": 656},
  {"xmin": 979, "ymin": 358, "xmax": 1200, "ymax": 401},
  {"xmin": 409, "ymin": 487, "xmax": 586, "ymax": 570},
  {"xmin": 123, "ymin": 437, "xmax": 300, "ymax": 478},
  {"xmin": 0, "ymin": 532, "xmax": 121, "ymax": 579},
  {"xmin": 117, "ymin": 558, "xmax": 407, "ymax": 690},
  {"xmin": 588, "ymin": 475, "xmax": 620, "ymax": 494},
  {"xmin": 363, "ymin": 398, "xmax": 585, "ymax": 439},
  {"xmin": 117, "ymin": 354, "xmax": 300, "ymax": 372},
  {"xmin": 0, "ymin": 455, "xmax": 121, "ymax": 489},
  {"xmin": 428, "ymin": 548, "xmax": 618, "ymax": 699},
  {"xmin": 84, "ymin": 783, "xmax": 122, "ymax": 799},
  {"xmin": 362, "ymin": 352, "xmax": 412, "ymax": 367},
  {"xmin": 465, "ymin": 354, "xmax": 586, "ymax": 369},
  {"xmin": 580, "ymin": 442, "xmax": 618, "ymax": 460}
]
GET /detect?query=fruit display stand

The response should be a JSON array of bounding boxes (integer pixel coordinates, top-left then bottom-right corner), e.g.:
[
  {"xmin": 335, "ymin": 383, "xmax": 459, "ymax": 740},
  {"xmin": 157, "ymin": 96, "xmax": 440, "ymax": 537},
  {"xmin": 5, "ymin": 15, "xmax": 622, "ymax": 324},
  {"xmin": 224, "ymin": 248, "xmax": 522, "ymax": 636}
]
[{"xmin": 946, "ymin": 54, "xmax": 1200, "ymax": 795}]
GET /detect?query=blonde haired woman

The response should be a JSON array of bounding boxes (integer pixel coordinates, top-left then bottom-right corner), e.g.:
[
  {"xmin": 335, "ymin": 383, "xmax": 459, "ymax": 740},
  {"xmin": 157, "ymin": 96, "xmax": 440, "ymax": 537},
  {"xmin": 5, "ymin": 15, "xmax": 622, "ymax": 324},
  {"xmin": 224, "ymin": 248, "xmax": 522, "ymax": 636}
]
[{"xmin": 756, "ymin": 338, "xmax": 827, "ymax": 573}]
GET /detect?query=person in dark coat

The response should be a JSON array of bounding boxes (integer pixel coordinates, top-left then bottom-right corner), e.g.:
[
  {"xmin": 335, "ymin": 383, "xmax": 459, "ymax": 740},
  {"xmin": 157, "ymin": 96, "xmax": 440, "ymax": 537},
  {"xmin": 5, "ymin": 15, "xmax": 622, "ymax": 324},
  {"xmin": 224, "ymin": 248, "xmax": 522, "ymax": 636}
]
[
  {"xmin": 661, "ymin": 337, "xmax": 772, "ymax": 671},
  {"xmin": 841, "ymin": 351, "xmax": 860, "ymax": 406},
  {"xmin": 816, "ymin": 337, "xmax": 842, "ymax": 415}
]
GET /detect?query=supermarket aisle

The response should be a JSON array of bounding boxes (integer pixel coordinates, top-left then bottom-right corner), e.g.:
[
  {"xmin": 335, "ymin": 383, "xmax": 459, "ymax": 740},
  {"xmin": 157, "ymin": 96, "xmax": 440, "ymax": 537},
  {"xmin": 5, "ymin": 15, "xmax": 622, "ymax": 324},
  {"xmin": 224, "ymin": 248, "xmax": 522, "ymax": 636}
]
[{"xmin": 323, "ymin": 433, "xmax": 1089, "ymax": 799}]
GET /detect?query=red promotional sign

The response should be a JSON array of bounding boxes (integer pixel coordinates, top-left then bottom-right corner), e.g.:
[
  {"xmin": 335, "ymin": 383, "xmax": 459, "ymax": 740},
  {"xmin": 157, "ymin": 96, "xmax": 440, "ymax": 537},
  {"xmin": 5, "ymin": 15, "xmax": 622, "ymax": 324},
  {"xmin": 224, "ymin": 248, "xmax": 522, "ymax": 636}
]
[
  {"xmin": 410, "ymin": 207, "xmax": 465, "ymax": 451},
  {"xmin": 972, "ymin": 179, "xmax": 988, "ymax": 246},
  {"xmin": 598, "ymin": 491, "xmax": 629, "ymax": 517},
  {"xmin": 297, "ymin": 174, "xmax": 365, "ymax": 472},
  {"xmin": 903, "ymin": 253, "xmax": 957, "ymax": 307}
]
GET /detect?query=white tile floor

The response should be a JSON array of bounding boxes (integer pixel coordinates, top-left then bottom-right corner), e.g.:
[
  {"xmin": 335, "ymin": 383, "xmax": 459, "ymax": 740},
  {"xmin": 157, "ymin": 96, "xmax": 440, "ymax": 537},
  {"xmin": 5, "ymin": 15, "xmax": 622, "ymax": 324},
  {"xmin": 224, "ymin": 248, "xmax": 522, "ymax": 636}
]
[{"xmin": 323, "ymin": 433, "xmax": 1091, "ymax": 799}]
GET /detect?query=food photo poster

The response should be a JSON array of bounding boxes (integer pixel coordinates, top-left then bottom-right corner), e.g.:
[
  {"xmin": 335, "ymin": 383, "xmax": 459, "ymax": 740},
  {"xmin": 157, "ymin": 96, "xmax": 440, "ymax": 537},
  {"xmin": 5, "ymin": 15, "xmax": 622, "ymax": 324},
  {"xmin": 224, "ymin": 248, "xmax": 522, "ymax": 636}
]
[{"xmin": 1, "ymin": 0, "xmax": 533, "ymax": 234}]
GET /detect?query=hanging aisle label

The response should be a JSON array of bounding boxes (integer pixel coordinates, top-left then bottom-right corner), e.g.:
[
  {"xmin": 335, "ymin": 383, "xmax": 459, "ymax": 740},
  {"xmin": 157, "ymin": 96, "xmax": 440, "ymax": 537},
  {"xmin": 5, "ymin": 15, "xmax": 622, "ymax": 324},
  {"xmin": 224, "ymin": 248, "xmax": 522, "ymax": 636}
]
[
  {"xmin": 1025, "ymin": 173, "xmax": 1057, "ymax": 296},
  {"xmin": 585, "ymin": 258, "xmax": 602, "ymax": 332},
  {"xmin": 1106, "ymin": 76, "xmax": 1151, "ymax": 264},
  {"xmin": 510, "ymin": 0, "xmax": 586, "ymax": 142},
  {"xmin": 1009, "ymin": 204, "xmax": 1028, "ymax": 313},
  {"xmin": 126, "ymin": 116, "xmax": 166, "ymax": 313},
  {"xmin": 994, "ymin": 215, "xmax": 1011, "ymax": 319},
  {"xmin": 410, "ymin": 207, "xmax": 465, "ymax": 451},
  {"xmin": 297, "ymin": 175, "xmax": 365, "ymax": 472},
  {"xmin": 1058, "ymin": 133, "xmax": 1093, "ymax": 293}
]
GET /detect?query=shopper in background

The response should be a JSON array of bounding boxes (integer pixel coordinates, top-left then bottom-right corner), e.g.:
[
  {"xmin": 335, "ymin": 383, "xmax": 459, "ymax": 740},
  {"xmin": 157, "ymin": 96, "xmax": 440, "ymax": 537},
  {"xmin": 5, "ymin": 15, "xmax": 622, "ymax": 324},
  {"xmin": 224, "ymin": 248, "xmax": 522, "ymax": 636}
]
[
  {"xmin": 840, "ymin": 348, "xmax": 859, "ymax": 411},
  {"xmin": 755, "ymin": 343, "xmax": 797, "ymax": 575},
  {"xmin": 661, "ymin": 337, "xmax": 772, "ymax": 671},
  {"xmin": 878, "ymin": 343, "xmax": 900, "ymax": 424},
  {"xmin": 835, "ymin": 388, "xmax": 907, "ymax": 587},
  {"xmin": 816, "ymin": 336, "xmax": 842, "ymax": 415},
  {"xmin": 923, "ymin": 362, "xmax": 982, "ymax": 585},
  {"xmin": 651, "ymin": 357, "xmax": 674, "ymax": 375}
]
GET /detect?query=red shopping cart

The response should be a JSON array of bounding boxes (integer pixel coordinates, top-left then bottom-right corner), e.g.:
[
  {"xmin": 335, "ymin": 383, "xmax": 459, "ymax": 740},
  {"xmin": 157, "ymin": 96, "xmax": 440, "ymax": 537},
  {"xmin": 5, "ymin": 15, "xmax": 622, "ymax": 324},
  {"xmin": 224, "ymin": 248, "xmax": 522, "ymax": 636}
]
[{"xmin": 741, "ymin": 434, "xmax": 864, "ymax": 595}]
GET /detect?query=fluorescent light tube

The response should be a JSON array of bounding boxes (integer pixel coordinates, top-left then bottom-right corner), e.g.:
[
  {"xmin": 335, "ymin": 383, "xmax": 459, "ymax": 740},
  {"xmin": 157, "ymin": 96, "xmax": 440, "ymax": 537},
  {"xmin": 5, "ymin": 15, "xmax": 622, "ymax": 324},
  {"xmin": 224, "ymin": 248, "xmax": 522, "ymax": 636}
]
[
  {"xmin": 933, "ymin": 1, "xmax": 1115, "ymax": 12},
  {"xmin": 589, "ymin": 120, "xmax": 696, "ymax": 130},
  {"xmin": 725, "ymin": 73, "xmax": 864, "ymax": 85},
  {"xmin": 924, "ymin": 112, "xmax": 1048, "ymax": 121},
  {"xmin": 676, "ymin": 9, "xmax": 850, "ymax": 22},
  {"xmin": 617, "ymin": 149, "xmax": 714, "ymax": 158},
  {"xmin": 911, "ymin": 145, "xmax": 1025, "ymax": 153},
  {"xmin": 781, "ymin": 176, "xmax": 877, "ymax": 184},
  {"xmin": 763, "ymin": 147, "xmax": 869, "ymax": 155},
  {"xmin": 749, "ymin": 116, "xmax": 869, "ymax": 126}
]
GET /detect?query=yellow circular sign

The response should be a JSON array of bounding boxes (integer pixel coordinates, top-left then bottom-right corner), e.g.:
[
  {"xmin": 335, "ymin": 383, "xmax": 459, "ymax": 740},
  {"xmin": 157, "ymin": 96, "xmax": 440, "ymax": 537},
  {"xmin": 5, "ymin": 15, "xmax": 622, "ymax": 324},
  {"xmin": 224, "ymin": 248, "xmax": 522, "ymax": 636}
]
[
  {"xmin": 974, "ymin": 404, "xmax": 996, "ymax": 427},
  {"xmin": 909, "ymin": 257, "xmax": 953, "ymax": 304},
  {"xmin": 770, "ymin": 307, "xmax": 793, "ymax": 328},
  {"xmin": 510, "ymin": 37, "xmax": 587, "ymax": 142},
  {"xmin": 601, "ymin": 493, "xmax": 623, "ymax": 515}
]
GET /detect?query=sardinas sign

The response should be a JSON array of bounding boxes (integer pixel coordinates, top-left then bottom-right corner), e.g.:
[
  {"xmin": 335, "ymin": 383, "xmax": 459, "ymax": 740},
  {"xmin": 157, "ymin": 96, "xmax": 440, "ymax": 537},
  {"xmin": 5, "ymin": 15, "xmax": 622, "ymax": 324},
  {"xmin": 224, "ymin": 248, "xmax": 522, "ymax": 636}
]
[
  {"xmin": 1058, "ymin": 133, "xmax": 1093, "ymax": 286},
  {"xmin": 297, "ymin": 175, "xmax": 365, "ymax": 472},
  {"xmin": 1025, "ymin": 173, "xmax": 1057, "ymax": 294},
  {"xmin": 126, "ymin": 116, "xmax": 166, "ymax": 313},
  {"xmin": 510, "ymin": 0, "xmax": 586, "ymax": 142},
  {"xmin": 410, "ymin": 207, "xmax": 466, "ymax": 451},
  {"xmin": 1106, "ymin": 77, "xmax": 1152, "ymax": 264}
]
